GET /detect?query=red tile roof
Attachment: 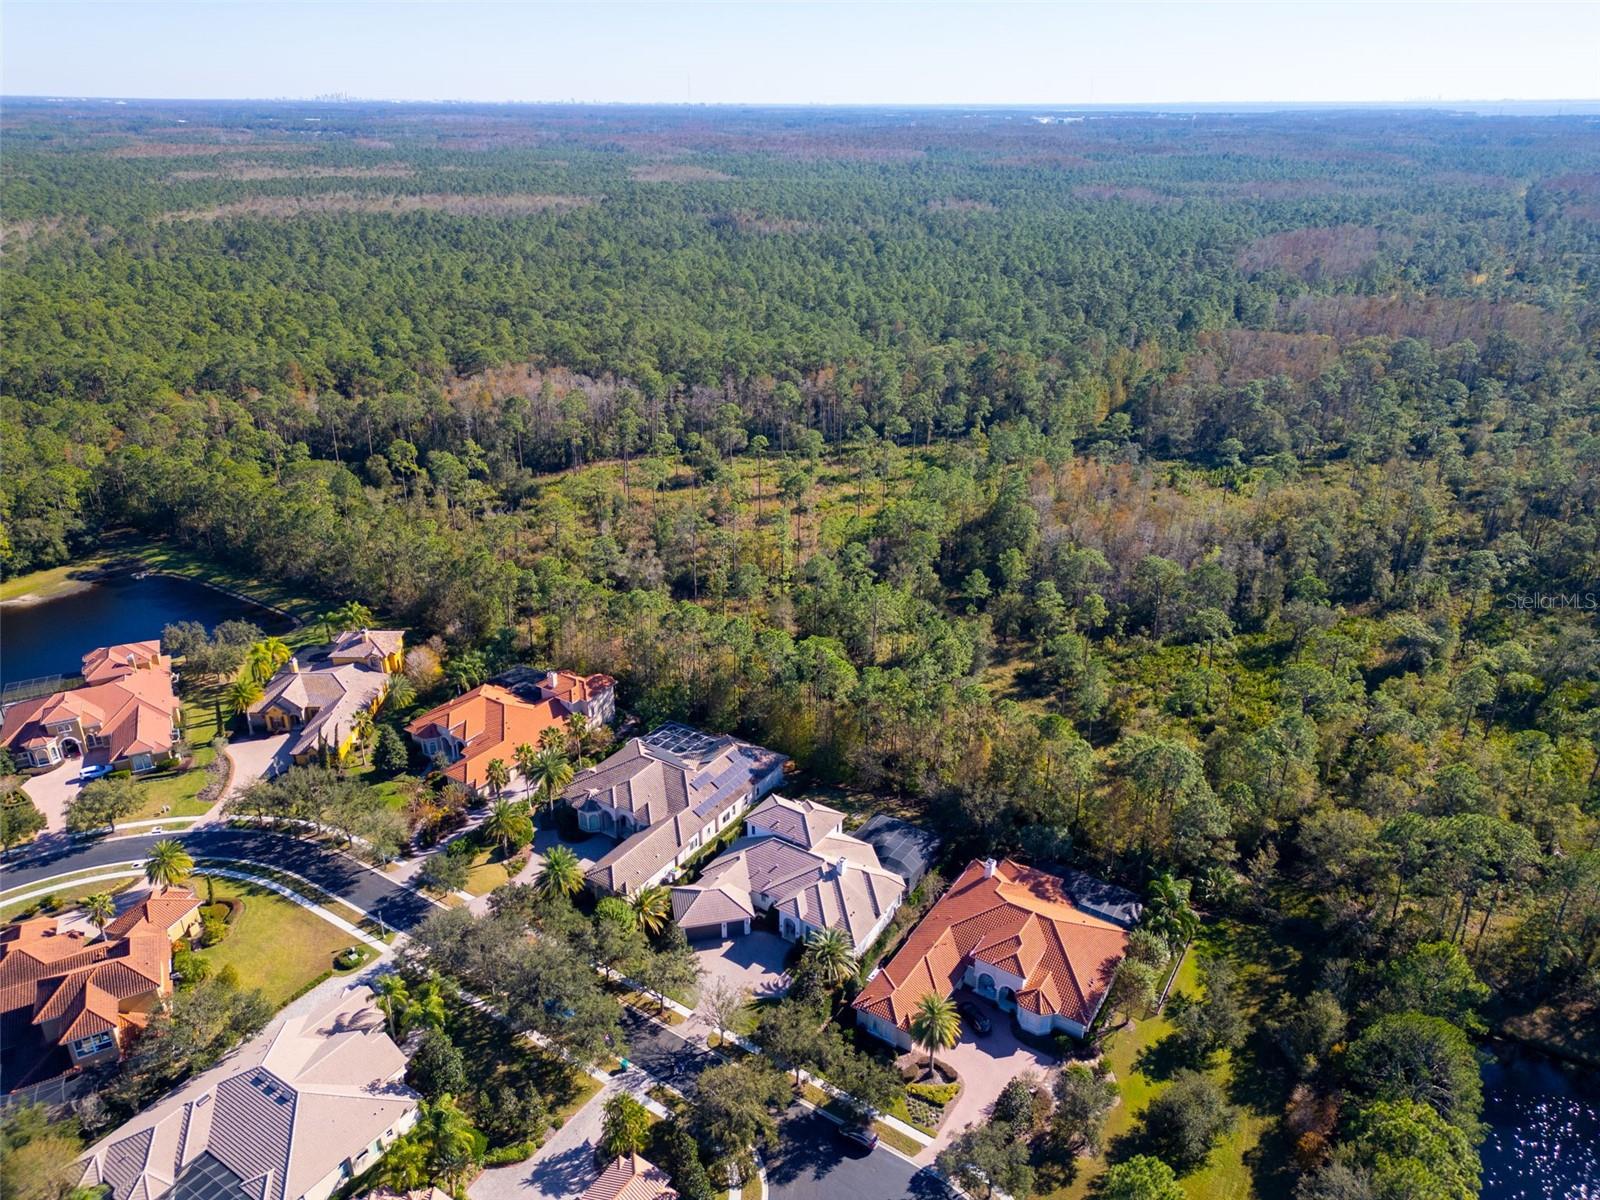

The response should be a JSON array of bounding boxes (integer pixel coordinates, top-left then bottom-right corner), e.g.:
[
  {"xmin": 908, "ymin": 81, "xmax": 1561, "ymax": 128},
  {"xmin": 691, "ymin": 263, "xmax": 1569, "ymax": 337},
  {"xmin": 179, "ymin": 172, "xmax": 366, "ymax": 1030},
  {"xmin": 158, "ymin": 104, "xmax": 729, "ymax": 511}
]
[
  {"xmin": 406, "ymin": 685, "xmax": 569, "ymax": 792},
  {"xmin": 0, "ymin": 649, "xmax": 179, "ymax": 765},
  {"xmin": 853, "ymin": 859, "xmax": 1131, "ymax": 1032}
]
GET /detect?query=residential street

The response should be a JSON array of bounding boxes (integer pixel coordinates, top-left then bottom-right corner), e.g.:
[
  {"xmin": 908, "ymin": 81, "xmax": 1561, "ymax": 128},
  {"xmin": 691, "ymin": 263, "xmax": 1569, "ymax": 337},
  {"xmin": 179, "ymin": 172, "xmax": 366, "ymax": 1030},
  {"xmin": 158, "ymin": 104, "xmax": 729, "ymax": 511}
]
[
  {"xmin": 0, "ymin": 828, "xmax": 436, "ymax": 931},
  {"xmin": 767, "ymin": 1109, "xmax": 950, "ymax": 1200}
]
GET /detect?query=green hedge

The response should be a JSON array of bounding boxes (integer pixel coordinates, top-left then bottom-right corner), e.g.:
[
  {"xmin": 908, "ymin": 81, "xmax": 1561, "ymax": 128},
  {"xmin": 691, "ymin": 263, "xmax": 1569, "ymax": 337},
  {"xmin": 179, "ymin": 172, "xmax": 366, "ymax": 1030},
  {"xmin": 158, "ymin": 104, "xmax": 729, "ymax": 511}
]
[{"xmin": 907, "ymin": 1080, "xmax": 960, "ymax": 1108}]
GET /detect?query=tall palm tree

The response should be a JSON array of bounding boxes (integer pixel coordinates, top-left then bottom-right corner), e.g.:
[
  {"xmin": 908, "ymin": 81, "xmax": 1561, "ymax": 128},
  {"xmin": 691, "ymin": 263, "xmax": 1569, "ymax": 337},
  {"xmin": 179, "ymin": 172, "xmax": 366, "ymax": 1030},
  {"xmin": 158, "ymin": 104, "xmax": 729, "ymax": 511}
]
[
  {"xmin": 483, "ymin": 757, "xmax": 511, "ymax": 799},
  {"xmin": 538, "ymin": 844, "xmax": 584, "ymax": 899},
  {"xmin": 567, "ymin": 712, "xmax": 592, "ymax": 760},
  {"xmin": 352, "ymin": 709, "xmax": 376, "ymax": 765},
  {"xmin": 804, "ymin": 927, "xmax": 858, "ymax": 989},
  {"xmin": 226, "ymin": 678, "xmax": 263, "ymax": 729},
  {"xmin": 246, "ymin": 637, "xmax": 292, "ymax": 684},
  {"xmin": 537, "ymin": 725, "xmax": 567, "ymax": 754},
  {"xmin": 144, "ymin": 840, "xmax": 195, "ymax": 892},
  {"xmin": 83, "ymin": 892, "xmax": 117, "ymax": 941},
  {"xmin": 631, "ymin": 885, "xmax": 671, "ymax": 937},
  {"xmin": 482, "ymin": 797, "xmax": 532, "ymax": 858},
  {"xmin": 529, "ymin": 746, "xmax": 575, "ymax": 813},
  {"xmin": 514, "ymin": 741, "xmax": 540, "ymax": 796},
  {"xmin": 374, "ymin": 973, "xmax": 412, "ymax": 1040},
  {"xmin": 910, "ymin": 992, "xmax": 960, "ymax": 1076}
]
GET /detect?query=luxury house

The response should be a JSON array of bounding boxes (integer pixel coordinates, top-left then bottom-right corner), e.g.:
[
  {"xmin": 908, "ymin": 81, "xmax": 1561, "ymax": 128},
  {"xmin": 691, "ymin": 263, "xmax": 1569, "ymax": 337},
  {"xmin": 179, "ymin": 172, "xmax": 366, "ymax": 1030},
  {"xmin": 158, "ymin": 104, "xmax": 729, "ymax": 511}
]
[
  {"xmin": 671, "ymin": 795, "xmax": 905, "ymax": 948},
  {"xmin": 0, "ymin": 889, "xmax": 202, "ymax": 1091},
  {"xmin": 79, "ymin": 986, "xmax": 418, "ymax": 1200},
  {"xmin": 0, "ymin": 643, "xmax": 183, "ymax": 774},
  {"xmin": 405, "ymin": 668, "xmax": 614, "ymax": 796},
  {"xmin": 566, "ymin": 723, "xmax": 787, "ymax": 897},
  {"xmin": 853, "ymin": 858, "xmax": 1140, "ymax": 1047},
  {"xmin": 246, "ymin": 630, "xmax": 404, "ymax": 765},
  {"xmin": 582, "ymin": 1153, "xmax": 678, "ymax": 1200}
]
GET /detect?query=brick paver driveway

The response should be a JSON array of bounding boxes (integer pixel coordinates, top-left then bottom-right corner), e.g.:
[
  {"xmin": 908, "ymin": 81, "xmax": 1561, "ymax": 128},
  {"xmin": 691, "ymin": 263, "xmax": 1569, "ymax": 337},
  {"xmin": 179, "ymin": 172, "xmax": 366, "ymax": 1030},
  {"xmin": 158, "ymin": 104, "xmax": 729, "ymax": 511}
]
[{"xmin": 693, "ymin": 929, "xmax": 793, "ymax": 1002}]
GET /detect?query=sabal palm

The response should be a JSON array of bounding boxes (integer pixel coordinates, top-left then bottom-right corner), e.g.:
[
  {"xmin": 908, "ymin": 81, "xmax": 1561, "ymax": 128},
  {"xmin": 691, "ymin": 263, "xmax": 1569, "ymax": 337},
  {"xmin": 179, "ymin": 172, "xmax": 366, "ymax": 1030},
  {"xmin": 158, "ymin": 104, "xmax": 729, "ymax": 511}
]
[
  {"xmin": 226, "ymin": 678, "xmax": 263, "ymax": 725},
  {"xmin": 332, "ymin": 601, "xmax": 374, "ymax": 633},
  {"xmin": 482, "ymin": 798, "xmax": 532, "ymax": 858},
  {"xmin": 539, "ymin": 845, "xmax": 584, "ymax": 899},
  {"xmin": 352, "ymin": 709, "xmax": 376, "ymax": 763},
  {"xmin": 1146, "ymin": 872, "xmax": 1199, "ymax": 945},
  {"xmin": 530, "ymin": 747, "xmax": 574, "ymax": 812},
  {"xmin": 247, "ymin": 637, "xmax": 292, "ymax": 684},
  {"xmin": 631, "ymin": 885, "xmax": 671, "ymax": 937},
  {"xmin": 909, "ymin": 992, "xmax": 960, "ymax": 1074},
  {"xmin": 804, "ymin": 927, "xmax": 858, "ymax": 988},
  {"xmin": 514, "ymin": 742, "xmax": 540, "ymax": 794},
  {"xmin": 144, "ymin": 840, "xmax": 194, "ymax": 891},
  {"xmin": 483, "ymin": 757, "xmax": 511, "ymax": 799},
  {"xmin": 83, "ymin": 892, "xmax": 116, "ymax": 940}
]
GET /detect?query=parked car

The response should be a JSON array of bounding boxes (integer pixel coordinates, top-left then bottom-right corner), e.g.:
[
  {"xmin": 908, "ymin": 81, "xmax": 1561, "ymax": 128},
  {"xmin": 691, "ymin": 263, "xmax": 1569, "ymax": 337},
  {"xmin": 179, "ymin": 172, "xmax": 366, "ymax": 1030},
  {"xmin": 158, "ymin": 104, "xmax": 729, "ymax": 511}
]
[
  {"xmin": 77, "ymin": 762, "xmax": 112, "ymax": 783},
  {"xmin": 956, "ymin": 1001, "xmax": 992, "ymax": 1035},
  {"xmin": 838, "ymin": 1123, "xmax": 879, "ymax": 1151}
]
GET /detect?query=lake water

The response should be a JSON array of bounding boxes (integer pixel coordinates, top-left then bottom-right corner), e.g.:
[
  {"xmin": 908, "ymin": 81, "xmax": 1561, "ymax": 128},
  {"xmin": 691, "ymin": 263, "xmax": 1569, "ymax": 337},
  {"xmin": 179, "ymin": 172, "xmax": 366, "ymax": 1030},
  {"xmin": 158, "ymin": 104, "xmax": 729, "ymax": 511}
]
[
  {"xmin": 1481, "ymin": 1049, "xmax": 1600, "ymax": 1200},
  {"xmin": 0, "ymin": 573, "xmax": 292, "ymax": 687}
]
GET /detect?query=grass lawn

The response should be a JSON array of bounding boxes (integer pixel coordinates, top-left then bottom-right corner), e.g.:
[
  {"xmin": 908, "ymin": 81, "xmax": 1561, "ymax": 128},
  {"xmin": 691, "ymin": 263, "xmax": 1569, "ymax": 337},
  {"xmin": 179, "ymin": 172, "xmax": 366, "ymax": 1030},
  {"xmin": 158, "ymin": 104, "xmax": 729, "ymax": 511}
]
[
  {"xmin": 463, "ymin": 843, "xmax": 519, "ymax": 896},
  {"xmin": 126, "ymin": 540, "xmax": 324, "ymax": 625},
  {"xmin": 126, "ymin": 746, "xmax": 219, "ymax": 821},
  {"xmin": 192, "ymin": 875, "xmax": 356, "ymax": 1008},
  {"xmin": 0, "ymin": 555, "xmax": 115, "ymax": 604},
  {"xmin": 1038, "ymin": 919, "xmax": 1298, "ymax": 1200},
  {"xmin": 0, "ymin": 876, "xmax": 141, "ymax": 923}
]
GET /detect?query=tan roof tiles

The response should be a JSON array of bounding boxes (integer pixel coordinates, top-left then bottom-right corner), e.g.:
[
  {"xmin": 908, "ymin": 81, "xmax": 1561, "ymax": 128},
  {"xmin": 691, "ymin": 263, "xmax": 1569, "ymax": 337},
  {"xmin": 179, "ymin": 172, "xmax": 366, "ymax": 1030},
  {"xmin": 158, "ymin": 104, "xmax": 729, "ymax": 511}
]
[{"xmin": 582, "ymin": 1153, "xmax": 678, "ymax": 1200}]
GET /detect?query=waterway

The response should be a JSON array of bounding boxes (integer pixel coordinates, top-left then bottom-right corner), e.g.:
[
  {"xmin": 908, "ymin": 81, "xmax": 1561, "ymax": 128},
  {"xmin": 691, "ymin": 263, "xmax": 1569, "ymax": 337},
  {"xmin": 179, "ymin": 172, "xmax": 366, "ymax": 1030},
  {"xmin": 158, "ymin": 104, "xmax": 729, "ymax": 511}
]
[
  {"xmin": 1481, "ymin": 1047, "xmax": 1599, "ymax": 1199},
  {"xmin": 0, "ymin": 572, "xmax": 292, "ymax": 687}
]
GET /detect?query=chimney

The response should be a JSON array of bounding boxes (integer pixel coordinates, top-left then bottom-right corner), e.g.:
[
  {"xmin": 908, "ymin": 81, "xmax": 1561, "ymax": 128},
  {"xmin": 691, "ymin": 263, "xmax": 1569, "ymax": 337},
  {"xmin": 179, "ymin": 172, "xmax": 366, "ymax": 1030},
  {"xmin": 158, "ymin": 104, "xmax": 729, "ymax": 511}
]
[
  {"xmin": 834, "ymin": 855, "xmax": 848, "ymax": 879},
  {"xmin": 983, "ymin": 857, "xmax": 997, "ymax": 878},
  {"xmin": 289, "ymin": 657, "xmax": 300, "ymax": 674}
]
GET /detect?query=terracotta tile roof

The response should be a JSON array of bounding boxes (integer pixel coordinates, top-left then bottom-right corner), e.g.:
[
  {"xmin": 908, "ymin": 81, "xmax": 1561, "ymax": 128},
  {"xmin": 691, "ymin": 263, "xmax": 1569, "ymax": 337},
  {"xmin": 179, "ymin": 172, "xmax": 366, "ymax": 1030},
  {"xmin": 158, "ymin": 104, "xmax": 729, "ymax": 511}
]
[
  {"xmin": 540, "ymin": 669, "xmax": 616, "ymax": 705},
  {"xmin": 406, "ymin": 684, "xmax": 570, "ymax": 792},
  {"xmin": 853, "ymin": 859, "xmax": 1131, "ymax": 1032},
  {"xmin": 104, "ymin": 889, "xmax": 202, "ymax": 941},
  {"xmin": 0, "ymin": 649, "xmax": 180, "ymax": 766},
  {"xmin": 82, "ymin": 642, "xmax": 171, "ymax": 684},
  {"xmin": 80, "ymin": 987, "xmax": 418, "ymax": 1200},
  {"xmin": 582, "ymin": 1154, "xmax": 678, "ymax": 1200}
]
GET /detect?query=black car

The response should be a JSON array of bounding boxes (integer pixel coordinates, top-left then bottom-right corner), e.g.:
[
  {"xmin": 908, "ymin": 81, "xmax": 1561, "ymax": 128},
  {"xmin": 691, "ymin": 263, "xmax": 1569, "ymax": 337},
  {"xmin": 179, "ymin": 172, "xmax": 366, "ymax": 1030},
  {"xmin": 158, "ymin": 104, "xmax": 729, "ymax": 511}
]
[
  {"xmin": 956, "ymin": 1001, "xmax": 992, "ymax": 1035},
  {"xmin": 838, "ymin": 1123, "xmax": 880, "ymax": 1152}
]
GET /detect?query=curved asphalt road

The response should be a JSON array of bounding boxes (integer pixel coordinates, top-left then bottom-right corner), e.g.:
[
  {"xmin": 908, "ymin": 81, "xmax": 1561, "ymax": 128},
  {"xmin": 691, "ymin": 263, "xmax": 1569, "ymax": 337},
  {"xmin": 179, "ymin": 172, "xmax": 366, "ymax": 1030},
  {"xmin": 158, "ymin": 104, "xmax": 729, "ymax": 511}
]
[{"xmin": 0, "ymin": 828, "xmax": 437, "ymax": 931}]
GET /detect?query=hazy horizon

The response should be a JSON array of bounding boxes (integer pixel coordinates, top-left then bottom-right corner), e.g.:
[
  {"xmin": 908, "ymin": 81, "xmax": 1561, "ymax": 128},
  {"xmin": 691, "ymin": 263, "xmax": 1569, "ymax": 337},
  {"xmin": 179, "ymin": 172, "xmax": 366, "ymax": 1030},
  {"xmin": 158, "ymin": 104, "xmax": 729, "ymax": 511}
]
[{"xmin": 4, "ymin": 1, "xmax": 1598, "ymax": 108}]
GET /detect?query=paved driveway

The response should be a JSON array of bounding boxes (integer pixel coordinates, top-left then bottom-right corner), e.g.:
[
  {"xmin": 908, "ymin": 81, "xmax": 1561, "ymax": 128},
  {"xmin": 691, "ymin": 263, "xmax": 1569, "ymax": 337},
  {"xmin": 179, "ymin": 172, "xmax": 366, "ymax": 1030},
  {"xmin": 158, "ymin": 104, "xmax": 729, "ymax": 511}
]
[
  {"xmin": 916, "ymin": 993, "xmax": 1057, "ymax": 1163},
  {"xmin": 22, "ymin": 762, "xmax": 82, "ymax": 832},
  {"xmin": 218, "ymin": 733, "xmax": 293, "ymax": 806},
  {"xmin": 693, "ymin": 930, "xmax": 793, "ymax": 1002},
  {"xmin": 471, "ymin": 1072, "xmax": 618, "ymax": 1200}
]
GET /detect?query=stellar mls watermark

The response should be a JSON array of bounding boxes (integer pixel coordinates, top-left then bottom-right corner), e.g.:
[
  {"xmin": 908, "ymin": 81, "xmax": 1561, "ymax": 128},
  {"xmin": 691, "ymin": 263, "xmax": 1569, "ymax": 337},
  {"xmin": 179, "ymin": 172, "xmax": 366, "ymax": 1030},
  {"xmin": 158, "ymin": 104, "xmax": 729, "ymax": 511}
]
[{"xmin": 1504, "ymin": 592, "xmax": 1600, "ymax": 611}]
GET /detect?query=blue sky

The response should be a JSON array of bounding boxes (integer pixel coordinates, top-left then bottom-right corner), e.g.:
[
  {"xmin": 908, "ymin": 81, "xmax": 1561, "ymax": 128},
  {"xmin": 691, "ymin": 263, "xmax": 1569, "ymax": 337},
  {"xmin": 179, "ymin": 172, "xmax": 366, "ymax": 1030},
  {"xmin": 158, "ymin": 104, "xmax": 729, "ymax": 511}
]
[{"xmin": 3, "ymin": 1, "xmax": 1596, "ymax": 106}]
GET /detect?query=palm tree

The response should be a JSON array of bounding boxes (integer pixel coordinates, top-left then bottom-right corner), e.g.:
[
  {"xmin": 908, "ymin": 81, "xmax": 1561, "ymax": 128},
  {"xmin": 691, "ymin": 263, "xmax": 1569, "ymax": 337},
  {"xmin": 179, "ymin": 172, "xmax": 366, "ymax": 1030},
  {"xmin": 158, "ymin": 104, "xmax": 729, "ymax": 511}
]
[
  {"xmin": 226, "ymin": 678, "xmax": 263, "ymax": 729},
  {"xmin": 538, "ymin": 844, "xmax": 584, "ymax": 899},
  {"xmin": 375, "ymin": 1135, "xmax": 428, "ymax": 1192},
  {"xmin": 910, "ymin": 992, "xmax": 960, "ymax": 1077},
  {"xmin": 1146, "ymin": 872, "xmax": 1200, "ymax": 947},
  {"xmin": 537, "ymin": 725, "xmax": 567, "ymax": 754},
  {"xmin": 410, "ymin": 977, "xmax": 449, "ymax": 1032},
  {"xmin": 246, "ymin": 637, "xmax": 291, "ymax": 684},
  {"xmin": 416, "ymin": 1095, "xmax": 479, "ymax": 1187},
  {"xmin": 483, "ymin": 757, "xmax": 511, "ymax": 799},
  {"xmin": 631, "ymin": 884, "xmax": 671, "ymax": 937},
  {"xmin": 352, "ymin": 709, "xmax": 376, "ymax": 765},
  {"xmin": 567, "ymin": 712, "xmax": 592, "ymax": 760},
  {"xmin": 804, "ymin": 927, "xmax": 858, "ymax": 989},
  {"xmin": 529, "ymin": 746, "xmax": 574, "ymax": 813},
  {"xmin": 514, "ymin": 741, "xmax": 540, "ymax": 796},
  {"xmin": 331, "ymin": 600, "xmax": 374, "ymax": 634},
  {"xmin": 374, "ymin": 973, "xmax": 412, "ymax": 1040},
  {"xmin": 482, "ymin": 798, "xmax": 532, "ymax": 859},
  {"xmin": 83, "ymin": 892, "xmax": 117, "ymax": 941},
  {"xmin": 144, "ymin": 840, "xmax": 194, "ymax": 892}
]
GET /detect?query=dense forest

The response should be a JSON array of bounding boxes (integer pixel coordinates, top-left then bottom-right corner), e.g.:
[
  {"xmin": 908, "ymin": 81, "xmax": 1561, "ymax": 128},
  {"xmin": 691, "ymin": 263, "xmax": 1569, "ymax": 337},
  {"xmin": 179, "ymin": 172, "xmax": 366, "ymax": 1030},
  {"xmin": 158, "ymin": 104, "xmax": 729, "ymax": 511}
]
[{"xmin": 3, "ymin": 100, "xmax": 1599, "ymax": 1199}]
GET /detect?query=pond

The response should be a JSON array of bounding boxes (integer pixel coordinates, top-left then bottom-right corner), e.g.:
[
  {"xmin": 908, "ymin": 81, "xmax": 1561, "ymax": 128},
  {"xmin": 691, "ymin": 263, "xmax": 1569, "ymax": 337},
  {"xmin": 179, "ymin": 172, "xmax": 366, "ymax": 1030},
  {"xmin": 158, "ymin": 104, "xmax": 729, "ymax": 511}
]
[
  {"xmin": 0, "ymin": 572, "xmax": 293, "ymax": 688},
  {"xmin": 1481, "ymin": 1047, "xmax": 1600, "ymax": 1200}
]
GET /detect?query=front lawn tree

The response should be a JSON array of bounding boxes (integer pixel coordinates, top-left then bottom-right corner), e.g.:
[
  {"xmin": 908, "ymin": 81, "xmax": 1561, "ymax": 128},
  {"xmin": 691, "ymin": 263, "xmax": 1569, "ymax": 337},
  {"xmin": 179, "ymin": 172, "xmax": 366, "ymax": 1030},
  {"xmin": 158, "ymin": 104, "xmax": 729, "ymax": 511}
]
[
  {"xmin": 66, "ymin": 776, "xmax": 139, "ymax": 835},
  {"xmin": 83, "ymin": 892, "xmax": 117, "ymax": 941},
  {"xmin": 144, "ymin": 839, "xmax": 194, "ymax": 891},
  {"xmin": 1052, "ymin": 1063, "xmax": 1119, "ymax": 1156},
  {"xmin": 0, "ymin": 789, "xmax": 46, "ymax": 856},
  {"xmin": 1099, "ymin": 1155, "xmax": 1187, "ymax": 1200},
  {"xmin": 482, "ymin": 798, "xmax": 532, "ymax": 858},
  {"xmin": 538, "ymin": 844, "xmax": 584, "ymax": 899},
  {"xmin": 688, "ymin": 1059, "xmax": 788, "ymax": 1182},
  {"xmin": 599, "ymin": 1093, "xmax": 651, "ymax": 1158},
  {"xmin": 1137, "ymin": 1069, "xmax": 1237, "ymax": 1171},
  {"xmin": 700, "ymin": 978, "xmax": 750, "ymax": 1049},
  {"xmin": 909, "ymin": 992, "xmax": 960, "ymax": 1075}
]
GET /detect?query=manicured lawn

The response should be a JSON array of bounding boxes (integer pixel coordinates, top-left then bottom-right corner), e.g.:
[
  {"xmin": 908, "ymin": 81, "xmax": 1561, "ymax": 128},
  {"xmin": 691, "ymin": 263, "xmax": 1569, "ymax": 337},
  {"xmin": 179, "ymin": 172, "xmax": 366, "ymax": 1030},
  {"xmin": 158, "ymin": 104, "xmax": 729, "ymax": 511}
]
[
  {"xmin": 127, "ymin": 541, "xmax": 324, "ymax": 625},
  {"xmin": 463, "ymin": 844, "xmax": 518, "ymax": 896},
  {"xmin": 192, "ymin": 875, "xmax": 355, "ymax": 1008},
  {"xmin": 126, "ymin": 746, "xmax": 218, "ymax": 821},
  {"xmin": 0, "ymin": 876, "xmax": 141, "ymax": 924},
  {"xmin": 0, "ymin": 555, "xmax": 114, "ymax": 604}
]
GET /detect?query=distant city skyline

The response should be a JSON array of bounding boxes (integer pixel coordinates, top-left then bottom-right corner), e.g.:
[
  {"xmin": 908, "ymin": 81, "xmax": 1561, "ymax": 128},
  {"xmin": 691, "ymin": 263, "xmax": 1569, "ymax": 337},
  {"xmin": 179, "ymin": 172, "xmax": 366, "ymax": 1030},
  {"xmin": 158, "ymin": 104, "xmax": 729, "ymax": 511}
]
[{"xmin": 3, "ymin": 1, "xmax": 1597, "ymax": 107}]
